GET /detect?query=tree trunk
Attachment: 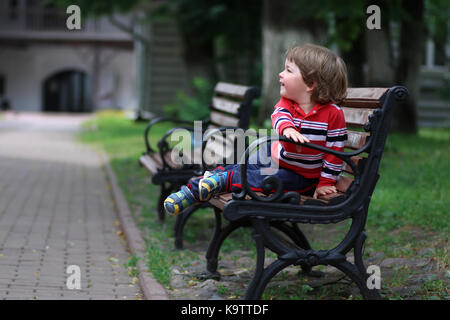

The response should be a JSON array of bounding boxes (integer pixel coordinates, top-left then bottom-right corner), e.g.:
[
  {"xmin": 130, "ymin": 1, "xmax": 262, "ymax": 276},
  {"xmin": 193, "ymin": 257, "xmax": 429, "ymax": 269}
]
[
  {"xmin": 135, "ymin": 21, "xmax": 152, "ymax": 115},
  {"xmin": 258, "ymin": 0, "xmax": 327, "ymax": 126},
  {"xmin": 393, "ymin": 0, "xmax": 425, "ymax": 133},
  {"xmin": 108, "ymin": 14, "xmax": 152, "ymax": 116},
  {"xmin": 364, "ymin": 0, "xmax": 395, "ymax": 87},
  {"xmin": 341, "ymin": 29, "xmax": 365, "ymax": 87}
]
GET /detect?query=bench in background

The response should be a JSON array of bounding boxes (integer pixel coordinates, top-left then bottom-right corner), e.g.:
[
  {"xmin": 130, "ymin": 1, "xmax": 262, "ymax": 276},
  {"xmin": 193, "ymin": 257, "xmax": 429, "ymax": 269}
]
[{"xmin": 139, "ymin": 82, "xmax": 260, "ymax": 249}]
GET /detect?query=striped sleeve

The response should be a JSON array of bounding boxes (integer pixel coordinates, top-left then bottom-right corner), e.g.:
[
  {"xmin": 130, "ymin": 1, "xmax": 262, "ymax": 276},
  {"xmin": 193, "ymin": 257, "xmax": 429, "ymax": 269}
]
[
  {"xmin": 318, "ymin": 105, "xmax": 348, "ymax": 188},
  {"xmin": 271, "ymin": 105, "xmax": 296, "ymax": 135}
]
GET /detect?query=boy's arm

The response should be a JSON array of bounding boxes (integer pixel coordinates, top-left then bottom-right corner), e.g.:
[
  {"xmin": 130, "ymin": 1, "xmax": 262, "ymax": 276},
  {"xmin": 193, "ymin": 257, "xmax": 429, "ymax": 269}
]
[
  {"xmin": 271, "ymin": 105, "xmax": 296, "ymax": 135},
  {"xmin": 316, "ymin": 108, "xmax": 348, "ymax": 193}
]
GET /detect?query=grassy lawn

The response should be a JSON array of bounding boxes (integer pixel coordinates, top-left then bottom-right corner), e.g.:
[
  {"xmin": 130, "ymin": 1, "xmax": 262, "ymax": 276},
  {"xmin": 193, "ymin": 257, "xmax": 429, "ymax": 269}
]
[{"xmin": 79, "ymin": 110, "xmax": 449, "ymax": 300}]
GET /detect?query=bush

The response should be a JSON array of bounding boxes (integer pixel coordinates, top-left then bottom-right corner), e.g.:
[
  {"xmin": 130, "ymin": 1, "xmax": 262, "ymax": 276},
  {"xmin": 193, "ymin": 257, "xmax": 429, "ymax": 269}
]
[{"xmin": 163, "ymin": 77, "xmax": 214, "ymax": 121}]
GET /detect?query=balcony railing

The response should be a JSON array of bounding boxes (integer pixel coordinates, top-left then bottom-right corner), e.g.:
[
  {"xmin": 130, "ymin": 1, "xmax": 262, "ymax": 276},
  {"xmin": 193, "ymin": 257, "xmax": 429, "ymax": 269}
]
[
  {"xmin": 0, "ymin": 6, "xmax": 133, "ymax": 41},
  {"xmin": 1, "ymin": 7, "xmax": 78, "ymax": 31}
]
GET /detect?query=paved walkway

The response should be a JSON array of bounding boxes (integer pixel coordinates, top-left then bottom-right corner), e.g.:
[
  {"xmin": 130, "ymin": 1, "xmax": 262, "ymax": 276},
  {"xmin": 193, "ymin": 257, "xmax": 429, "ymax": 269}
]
[{"xmin": 0, "ymin": 112, "xmax": 143, "ymax": 300}]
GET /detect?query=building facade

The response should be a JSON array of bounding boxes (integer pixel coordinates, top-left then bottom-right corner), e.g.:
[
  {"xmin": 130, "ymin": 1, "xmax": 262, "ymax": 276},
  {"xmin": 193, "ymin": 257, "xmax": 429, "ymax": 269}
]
[{"xmin": 0, "ymin": 0, "xmax": 136, "ymax": 112}]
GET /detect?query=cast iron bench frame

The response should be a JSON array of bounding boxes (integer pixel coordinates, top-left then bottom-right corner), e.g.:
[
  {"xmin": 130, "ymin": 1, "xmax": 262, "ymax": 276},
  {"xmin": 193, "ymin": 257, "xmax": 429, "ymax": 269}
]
[{"xmin": 205, "ymin": 86, "xmax": 408, "ymax": 300}]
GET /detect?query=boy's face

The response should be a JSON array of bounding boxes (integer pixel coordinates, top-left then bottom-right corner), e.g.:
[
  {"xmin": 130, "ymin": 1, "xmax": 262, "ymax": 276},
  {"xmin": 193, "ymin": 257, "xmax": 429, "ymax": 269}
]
[{"xmin": 279, "ymin": 59, "xmax": 313, "ymax": 103}]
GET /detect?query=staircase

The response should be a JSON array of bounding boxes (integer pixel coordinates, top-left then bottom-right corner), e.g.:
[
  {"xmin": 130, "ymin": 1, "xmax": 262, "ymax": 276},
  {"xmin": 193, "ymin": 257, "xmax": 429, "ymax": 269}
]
[
  {"xmin": 417, "ymin": 67, "xmax": 450, "ymax": 128},
  {"xmin": 148, "ymin": 21, "xmax": 188, "ymax": 114}
]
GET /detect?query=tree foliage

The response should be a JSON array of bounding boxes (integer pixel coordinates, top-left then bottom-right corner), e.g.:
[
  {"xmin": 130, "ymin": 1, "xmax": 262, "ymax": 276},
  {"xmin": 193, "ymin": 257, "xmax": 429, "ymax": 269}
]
[
  {"xmin": 48, "ymin": 0, "xmax": 448, "ymax": 130},
  {"xmin": 149, "ymin": 0, "xmax": 262, "ymax": 60}
]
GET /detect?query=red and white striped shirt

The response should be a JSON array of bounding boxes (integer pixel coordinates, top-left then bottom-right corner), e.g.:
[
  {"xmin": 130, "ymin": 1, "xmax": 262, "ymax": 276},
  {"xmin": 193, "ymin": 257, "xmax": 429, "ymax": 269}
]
[{"xmin": 271, "ymin": 97, "xmax": 348, "ymax": 188}]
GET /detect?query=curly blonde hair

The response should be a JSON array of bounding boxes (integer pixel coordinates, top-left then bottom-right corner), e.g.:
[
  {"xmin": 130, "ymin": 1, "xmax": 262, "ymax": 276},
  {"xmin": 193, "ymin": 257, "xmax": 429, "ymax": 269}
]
[{"xmin": 285, "ymin": 44, "xmax": 348, "ymax": 105}]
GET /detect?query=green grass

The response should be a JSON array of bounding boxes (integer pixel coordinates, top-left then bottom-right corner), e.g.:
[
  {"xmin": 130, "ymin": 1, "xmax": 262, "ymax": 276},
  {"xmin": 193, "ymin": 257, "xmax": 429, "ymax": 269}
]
[
  {"xmin": 370, "ymin": 130, "xmax": 450, "ymax": 233},
  {"xmin": 79, "ymin": 110, "xmax": 449, "ymax": 299},
  {"xmin": 123, "ymin": 254, "xmax": 141, "ymax": 277}
]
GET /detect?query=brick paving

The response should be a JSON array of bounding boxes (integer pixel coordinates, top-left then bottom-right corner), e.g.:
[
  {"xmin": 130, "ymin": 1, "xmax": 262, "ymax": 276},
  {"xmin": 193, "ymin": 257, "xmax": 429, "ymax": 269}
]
[{"xmin": 0, "ymin": 112, "xmax": 143, "ymax": 300}]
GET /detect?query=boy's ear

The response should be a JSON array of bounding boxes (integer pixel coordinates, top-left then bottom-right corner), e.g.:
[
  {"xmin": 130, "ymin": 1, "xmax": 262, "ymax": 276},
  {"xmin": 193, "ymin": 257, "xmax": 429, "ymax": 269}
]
[{"xmin": 306, "ymin": 82, "xmax": 316, "ymax": 93}]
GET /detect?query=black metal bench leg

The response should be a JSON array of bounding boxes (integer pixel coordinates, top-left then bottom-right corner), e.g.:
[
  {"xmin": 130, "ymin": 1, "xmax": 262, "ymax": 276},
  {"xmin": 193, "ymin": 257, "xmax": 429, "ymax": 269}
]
[
  {"xmin": 245, "ymin": 259, "xmax": 292, "ymax": 300},
  {"xmin": 270, "ymin": 221, "xmax": 311, "ymax": 249},
  {"xmin": 173, "ymin": 203, "xmax": 201, "ymax": 250},
  {"xmin": 268, "ymin": 222, "xmax": 315, "ymax": 275},
  {"xmin": 330, "ymin": 259, "xmax": 381, "ymax": 300},
  {"xmin": 205, "ymin": 210, "xmax": 244, "ymax": 275},
  {"xmin": 354, "ymin": 231, "xmax": 368, "ymax": 275},
  {"xmin": 245, "ymin": 220, "xmax": 308, "ymax": 299},
  {"xmin": 244, "ymin": 225, "xmax": 293, "ymax": 300},
  {"xmin": 353, "ymin": 231, "xmax": 382, "ymax": 299},
  {"xmin": 205, "ymin": 208, "xmax": 222, "ymax": 277},
  {"xmin": 290, "ymin": 223, "xmax": 312, "ymax": 250},
  {"xmin": 244, "ymin": 229, "xmax": 266, "ymax": 299},
  {"xmin": 157, "ymin": 183, "xmax": 172, "ymax": 222}
]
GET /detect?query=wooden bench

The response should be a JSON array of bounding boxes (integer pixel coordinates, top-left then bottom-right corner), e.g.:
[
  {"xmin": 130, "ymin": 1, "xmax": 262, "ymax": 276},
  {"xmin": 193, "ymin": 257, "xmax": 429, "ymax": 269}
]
[
  {"xmin": 203, "ymin": 86, "xmax": 408, "ymax": 299},
  {"xmin": 139, "ymin": 82, "xmax": 260, "ymax": 248}
]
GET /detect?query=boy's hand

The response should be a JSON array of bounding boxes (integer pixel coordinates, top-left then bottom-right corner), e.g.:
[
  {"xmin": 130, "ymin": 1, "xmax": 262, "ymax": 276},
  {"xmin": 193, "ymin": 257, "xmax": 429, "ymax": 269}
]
[
  {"xmin": 283, "ymin": 127, "xmax": 309, "ymax": 152},
  {"xmin": 313, "ymin": 185, "xmax": 337, "ymax": 199},
  {"xmin": 282, "ymin": 127, "xmax": 310, "ymax": 152}
]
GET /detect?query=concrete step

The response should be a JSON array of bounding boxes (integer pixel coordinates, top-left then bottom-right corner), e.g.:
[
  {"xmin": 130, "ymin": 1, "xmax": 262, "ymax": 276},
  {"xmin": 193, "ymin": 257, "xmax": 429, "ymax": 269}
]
[
  {"xmin": 418, "ymin": 119, "xmax": 450, "ymax": 128},
  {"xmin": 417, "ymin": 109, "xmax": 450, "ymax": 119},
  {"xmin": 417, "ymin": 100, "xmax": 450, "ymax": 109}
]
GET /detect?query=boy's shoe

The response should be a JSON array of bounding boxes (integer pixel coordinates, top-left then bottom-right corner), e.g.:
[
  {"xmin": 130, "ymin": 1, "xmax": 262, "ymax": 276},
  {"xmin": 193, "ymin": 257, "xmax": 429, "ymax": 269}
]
[
  {"xmin": 199, "ymin": 171, "xmax": 228, "ymax": 201},
  {"xmin": 164, "ymin": 186, "xmax": 196, "ymax": 216}
]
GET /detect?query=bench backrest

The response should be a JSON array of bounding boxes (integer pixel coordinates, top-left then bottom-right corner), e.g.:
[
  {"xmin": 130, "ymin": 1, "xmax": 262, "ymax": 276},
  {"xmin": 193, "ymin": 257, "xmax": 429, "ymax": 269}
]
[
  {"xmin": 208, "ymin": 82, "xmax": 260, "ymax": 130},
  {"xmin": 335, "ymin": 86, "xmax": 408, "ymax": 202},
  {"xmin": 203, "ymin": 82, "xmax": 260, "ymax": 167}
]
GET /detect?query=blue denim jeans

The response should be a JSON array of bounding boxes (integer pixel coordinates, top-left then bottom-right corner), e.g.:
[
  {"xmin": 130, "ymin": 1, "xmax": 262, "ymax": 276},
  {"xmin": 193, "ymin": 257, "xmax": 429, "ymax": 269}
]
[{"xmin": 187, "ymin": 143, "xmax": 318, "ymax": 200}]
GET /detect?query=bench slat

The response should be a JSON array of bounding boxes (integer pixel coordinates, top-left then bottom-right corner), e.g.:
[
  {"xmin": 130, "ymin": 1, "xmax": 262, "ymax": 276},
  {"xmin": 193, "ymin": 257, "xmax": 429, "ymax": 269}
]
[
  {"xmin": 346, "ymin": 131, "xmax": 368, "ymax": 150},
  {"xmin": 214, "ymin": 82, "xmax": 250, "ymax": 99},
  {"xmin": 342, "ymin": 107, "xmax": 373, "ymax": 127},
  {"xmin": 140, "ymin": 151, "xmax": 186, "ymax": 175},
  {"xmin": 211, "ymin": 97, "xmax": 241, "ymax": 115},
  {"xmin": 163, "ymin": 149, "xmax": 186, "ymax": 168},
  {"xmin": 342, "ymin": 156, "xmax": 363, "ymax": 174},
  {"xmin": 209, "ymin": 188, "xmax": 350, "ymax": 211},
  {"xmin": 151, "ymin": 152, "xmax": 163, "ymax": 167},
  {"xmin": 210, "ymin": 111, "xmax": 240, "ymax": 127},
  {"xmin": 343, "ymin": 88, "xmax": 388, "ymax": 108},
  {"xmin": 139, "ymin": 154, "xmax": 160, "ymax": 175},
  {"xmin": 308, "ymin": 191, "xmax": 346, "ymax": 202},
  {"xmin": 209, "ymin": 193, "xmax": 232, "ymax": 211},
  {"xmin": 336, "ymin": 175, "xmax": 353, "ymax": 193}
]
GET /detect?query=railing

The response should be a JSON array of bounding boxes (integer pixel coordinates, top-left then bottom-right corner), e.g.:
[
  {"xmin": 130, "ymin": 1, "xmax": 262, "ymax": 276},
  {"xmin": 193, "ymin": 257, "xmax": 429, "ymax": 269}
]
[
  {"xmin": 0, "ymin": 7, "xmax": 132, "ymax": 34},
  {"xmin": 25, "ymin": 7, "xmax": 68, "ymax": 31},
  {"xmin": 1, "ymin": 7, "xmax": 74, "ymax": 31}
]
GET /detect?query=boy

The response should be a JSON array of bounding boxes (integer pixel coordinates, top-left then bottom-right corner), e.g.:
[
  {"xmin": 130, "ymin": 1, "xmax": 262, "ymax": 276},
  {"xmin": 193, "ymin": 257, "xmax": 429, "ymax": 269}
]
[{"xmin": 164, "ymin": 43, "xmax": 348, "ymax": 215}]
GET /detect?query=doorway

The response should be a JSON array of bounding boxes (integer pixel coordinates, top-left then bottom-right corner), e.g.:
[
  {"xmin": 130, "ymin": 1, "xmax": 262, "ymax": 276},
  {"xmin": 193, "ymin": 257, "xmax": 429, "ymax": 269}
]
[{"xmin": 42, "ymin": 70, "xmax": 91, "ymax": 112}]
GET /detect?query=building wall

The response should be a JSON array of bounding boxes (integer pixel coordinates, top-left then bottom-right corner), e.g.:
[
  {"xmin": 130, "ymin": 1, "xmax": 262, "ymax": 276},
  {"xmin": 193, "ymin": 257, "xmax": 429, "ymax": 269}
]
[{"xmin": 0, "ymin": 43, "xmax": 136, "ymax": 111}]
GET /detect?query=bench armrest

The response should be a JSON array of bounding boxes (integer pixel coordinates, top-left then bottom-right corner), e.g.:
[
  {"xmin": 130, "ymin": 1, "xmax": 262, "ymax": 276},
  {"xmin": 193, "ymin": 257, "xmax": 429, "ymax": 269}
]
[
  {"xmin": 157, "ymin": 125, "xmax": 197, "ymax": 170},
  {"xmin": 233, "ymin": 135, "xmax": 371, "ymax": 204}
]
